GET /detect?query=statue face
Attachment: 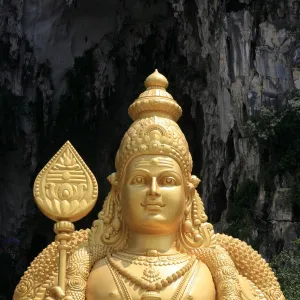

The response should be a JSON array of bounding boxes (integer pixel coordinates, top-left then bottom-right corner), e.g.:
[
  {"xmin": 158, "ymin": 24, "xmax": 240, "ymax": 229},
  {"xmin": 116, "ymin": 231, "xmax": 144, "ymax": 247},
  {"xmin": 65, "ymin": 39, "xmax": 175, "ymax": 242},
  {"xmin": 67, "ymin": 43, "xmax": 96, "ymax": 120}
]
[{"xmin": 120, "ymin": 155, "xmax": 186, "ymax": 235}]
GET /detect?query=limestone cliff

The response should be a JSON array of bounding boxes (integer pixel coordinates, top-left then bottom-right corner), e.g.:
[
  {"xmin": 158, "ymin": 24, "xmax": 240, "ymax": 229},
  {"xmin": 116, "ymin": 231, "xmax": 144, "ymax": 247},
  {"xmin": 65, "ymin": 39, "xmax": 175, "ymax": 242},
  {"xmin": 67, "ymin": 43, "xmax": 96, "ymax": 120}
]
[{"xmin": 0, "ymin": 0, "xmax": 300, "ymax": 298}]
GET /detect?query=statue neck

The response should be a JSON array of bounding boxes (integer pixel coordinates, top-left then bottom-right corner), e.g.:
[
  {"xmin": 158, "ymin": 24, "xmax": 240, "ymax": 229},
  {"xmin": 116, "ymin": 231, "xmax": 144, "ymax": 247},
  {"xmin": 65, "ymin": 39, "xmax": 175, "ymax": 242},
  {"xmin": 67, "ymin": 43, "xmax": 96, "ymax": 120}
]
[{"xmin": 126, "ymin": 232, "xmax": 178, "ymax": 255}]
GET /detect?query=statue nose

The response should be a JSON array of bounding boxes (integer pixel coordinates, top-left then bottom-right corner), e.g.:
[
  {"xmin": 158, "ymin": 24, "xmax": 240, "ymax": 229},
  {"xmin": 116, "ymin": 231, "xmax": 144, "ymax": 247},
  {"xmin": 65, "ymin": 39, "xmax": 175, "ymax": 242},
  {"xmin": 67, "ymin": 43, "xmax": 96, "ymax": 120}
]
[{"xmin": 148, "ymin": 177, "xmax": 160, "ymax": 197}]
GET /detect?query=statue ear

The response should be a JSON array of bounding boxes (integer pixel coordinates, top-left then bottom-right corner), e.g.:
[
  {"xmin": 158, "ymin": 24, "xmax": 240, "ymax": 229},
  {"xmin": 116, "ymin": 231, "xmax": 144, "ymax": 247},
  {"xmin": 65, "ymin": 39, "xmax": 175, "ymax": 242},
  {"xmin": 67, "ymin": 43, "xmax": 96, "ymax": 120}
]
[
  {"xmin": 187, "ymin": 183, "xmax": 195, "ymax": 197},
  {"xmin": 186, "ymin": 175, "xmax": 200, "ymax": 200},
  {"xmin": 191, "ymin": 175, "xmax": 200, "ymax": 188},
  {"xmin": 185, "ymin": 184, "xmax": 194, "ymax": 209},
  {"xmin": 107, "ymin": 172, "xmax": 119, "ymax": 187},
  {"xmin": 107, "ymin": 172, "xmax": 121, "ymax": 206}
]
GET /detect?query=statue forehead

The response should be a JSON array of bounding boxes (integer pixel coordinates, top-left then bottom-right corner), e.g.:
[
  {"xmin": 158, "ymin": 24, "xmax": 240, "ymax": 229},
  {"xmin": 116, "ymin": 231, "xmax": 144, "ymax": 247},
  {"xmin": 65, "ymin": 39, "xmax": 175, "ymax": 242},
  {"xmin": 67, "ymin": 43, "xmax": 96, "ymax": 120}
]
[{"xmin": 125, "ymin": 155, "xmax": 182, "ymax": 172}]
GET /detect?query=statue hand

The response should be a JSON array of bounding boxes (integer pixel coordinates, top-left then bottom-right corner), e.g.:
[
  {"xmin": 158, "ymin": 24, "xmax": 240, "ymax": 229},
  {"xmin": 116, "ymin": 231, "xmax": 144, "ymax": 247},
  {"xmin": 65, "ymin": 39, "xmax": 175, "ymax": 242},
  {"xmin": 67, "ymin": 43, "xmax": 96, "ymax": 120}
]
[
  {"xmin": 46, "ymin": 286, "xmax": 74, "ymax": 300},
  {"xmin": 45, "ymin": 297, "xmax": 73, "ymax": 300}
]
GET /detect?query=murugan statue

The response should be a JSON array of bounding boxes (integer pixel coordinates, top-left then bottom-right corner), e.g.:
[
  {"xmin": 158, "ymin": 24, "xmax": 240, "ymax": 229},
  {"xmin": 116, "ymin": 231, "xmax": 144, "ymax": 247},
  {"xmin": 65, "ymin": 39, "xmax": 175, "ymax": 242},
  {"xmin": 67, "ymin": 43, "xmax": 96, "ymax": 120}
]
[{"xmin": 14, "ymin": 70, "xmax": 285, "ymax": 300}]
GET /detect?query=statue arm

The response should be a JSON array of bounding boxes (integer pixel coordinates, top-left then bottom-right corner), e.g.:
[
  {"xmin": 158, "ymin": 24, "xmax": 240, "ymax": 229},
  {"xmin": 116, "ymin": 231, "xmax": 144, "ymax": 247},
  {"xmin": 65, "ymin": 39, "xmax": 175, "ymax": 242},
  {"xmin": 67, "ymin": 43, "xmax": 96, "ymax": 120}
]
[
  {"xmin": 192, "ymin": 244, "xmax": 241, "ymax": 300},
  {"xmin": 215, "ymin": 233, "xmax": 285, "ymax": 300},
  {"xmin": 64, "ymin": 243, "xmax": 109, "ymax": 300},
  {"xmin": 192, "ymin": 235, "xmax": 285, "ymax": 300},
  {"xmin": 63, "ymin": 244, "xmax": 91, "ymax": 300},
  {"xmin": 13, "ymin": 228, "xmax": 111, "ymax": 300},
  {"xmin": 13, "ymin": 230, "xmax": 89, "ymax": 300}
]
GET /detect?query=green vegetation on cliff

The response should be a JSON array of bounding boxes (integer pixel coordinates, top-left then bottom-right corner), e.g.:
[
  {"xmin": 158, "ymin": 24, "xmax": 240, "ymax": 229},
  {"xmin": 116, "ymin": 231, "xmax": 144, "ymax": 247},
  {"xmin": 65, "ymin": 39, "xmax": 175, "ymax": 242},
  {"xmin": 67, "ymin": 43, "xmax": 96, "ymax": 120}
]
[
  {"xmin": 245, "ymin": 91, "xmax": 300, "ymax": 175},
  {"xmin": 225, "ymin": 179, "xmax": 260, "ymax": 246},
  {"xmin": 244, "ymin": 89, "xmax": 300, "ymax": 213},
  {"xmin": 244, "ymin": 91, "xmax": 300, "ymax": 299},
  {"xmin": 271, "ymin": 239, "xmax": 300, "ymax": 300}
]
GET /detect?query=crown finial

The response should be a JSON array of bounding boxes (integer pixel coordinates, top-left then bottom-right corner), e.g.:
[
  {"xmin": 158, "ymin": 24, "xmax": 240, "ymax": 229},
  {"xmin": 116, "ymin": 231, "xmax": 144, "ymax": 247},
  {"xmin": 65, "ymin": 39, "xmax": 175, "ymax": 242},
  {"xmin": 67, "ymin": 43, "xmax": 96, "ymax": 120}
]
[
  {"xmin": 144, "ymin": 69, "xmax": 169, "ymax": 89},
  {"xmin": 128, "ymin": 70, "xmax": 181, "ymax": 121}
]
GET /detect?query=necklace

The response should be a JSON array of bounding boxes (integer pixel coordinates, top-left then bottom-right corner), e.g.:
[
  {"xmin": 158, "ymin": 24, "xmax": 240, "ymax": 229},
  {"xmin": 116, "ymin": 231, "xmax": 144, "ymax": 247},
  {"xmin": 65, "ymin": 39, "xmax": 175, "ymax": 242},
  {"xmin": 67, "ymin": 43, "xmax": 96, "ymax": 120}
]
[
  {"xmin": 113, "ymin": 251, "xmax": 190, "ymax": 283},
  {"xmin": 106, "ymin": 253, "xmax": 196, "ymax": 291},
  {"xmin": 106, "ymin": 255, "xmax": 198, "ymax": 300},
  {"xmin": 170, "ymin": 259, "xmax": 198, "ymax": 300},
  {"xmin": 112, "ymin": 251, "xmax": 190, "ymax": 283},
  {"xmin": 113, "ymin": 251, "xmax": 189, "ymax": 266}
]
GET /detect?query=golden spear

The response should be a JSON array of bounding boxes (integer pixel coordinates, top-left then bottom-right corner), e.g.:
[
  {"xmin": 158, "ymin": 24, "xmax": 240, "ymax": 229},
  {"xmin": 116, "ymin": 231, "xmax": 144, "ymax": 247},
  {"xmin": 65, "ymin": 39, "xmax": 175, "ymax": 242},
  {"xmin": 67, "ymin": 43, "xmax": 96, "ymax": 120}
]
[{"xmin": 33, "ymin": 141, "xmax": 98, "ymax": 299}]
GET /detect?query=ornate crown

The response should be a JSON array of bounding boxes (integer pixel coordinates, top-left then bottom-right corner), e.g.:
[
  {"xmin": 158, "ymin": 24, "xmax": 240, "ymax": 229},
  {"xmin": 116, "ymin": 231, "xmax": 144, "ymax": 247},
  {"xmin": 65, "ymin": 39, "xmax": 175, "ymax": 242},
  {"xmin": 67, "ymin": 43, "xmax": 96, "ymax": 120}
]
[
  {"xmin": 115, "ymin": 70, "xmax": 192, "ymax": 182},
  {"xmin": 128, "ymin": 69, "xmax": 182, "ymax": 121}
]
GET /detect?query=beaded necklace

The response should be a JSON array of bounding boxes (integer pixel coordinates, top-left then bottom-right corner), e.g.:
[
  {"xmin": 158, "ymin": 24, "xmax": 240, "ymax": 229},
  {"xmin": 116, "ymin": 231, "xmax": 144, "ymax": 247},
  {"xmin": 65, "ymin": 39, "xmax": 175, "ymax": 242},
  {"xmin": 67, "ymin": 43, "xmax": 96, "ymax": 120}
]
[
  {"xmin": 106, "ymin": 253, "xmax": 196, "ymax": 291},
  {"xmin": 106, "ymin": 253, "xmax": 198, "ymax": 300}
]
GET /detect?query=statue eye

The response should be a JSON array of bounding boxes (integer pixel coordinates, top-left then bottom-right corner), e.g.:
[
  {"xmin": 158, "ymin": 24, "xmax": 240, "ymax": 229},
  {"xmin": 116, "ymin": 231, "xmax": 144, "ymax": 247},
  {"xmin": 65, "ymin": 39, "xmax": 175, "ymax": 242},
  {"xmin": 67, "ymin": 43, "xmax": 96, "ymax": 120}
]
[
  {"xmin": 130, "ymin": 176, "xmax": 146, "ymax": 185},
  {"xmin": 161, "ymin": 177, "xmax": 177, "ymax": 186}
]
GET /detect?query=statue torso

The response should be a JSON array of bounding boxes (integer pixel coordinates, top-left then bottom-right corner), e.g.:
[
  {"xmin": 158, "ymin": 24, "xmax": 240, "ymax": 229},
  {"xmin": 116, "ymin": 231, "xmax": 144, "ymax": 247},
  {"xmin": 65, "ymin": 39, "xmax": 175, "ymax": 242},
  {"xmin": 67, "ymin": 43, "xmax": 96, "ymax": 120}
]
[{"xmin": 86, "ymin": 252, "xmax": 216, "ymax": 300}]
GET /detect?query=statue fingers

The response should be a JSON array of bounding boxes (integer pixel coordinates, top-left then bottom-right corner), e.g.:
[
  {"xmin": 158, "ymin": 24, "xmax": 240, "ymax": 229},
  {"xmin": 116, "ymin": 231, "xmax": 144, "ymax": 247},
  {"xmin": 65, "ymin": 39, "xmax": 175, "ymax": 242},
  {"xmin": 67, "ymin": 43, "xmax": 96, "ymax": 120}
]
[{"xmin": 49, "ymin": 286, "xmax": 65, "ymax": 299}]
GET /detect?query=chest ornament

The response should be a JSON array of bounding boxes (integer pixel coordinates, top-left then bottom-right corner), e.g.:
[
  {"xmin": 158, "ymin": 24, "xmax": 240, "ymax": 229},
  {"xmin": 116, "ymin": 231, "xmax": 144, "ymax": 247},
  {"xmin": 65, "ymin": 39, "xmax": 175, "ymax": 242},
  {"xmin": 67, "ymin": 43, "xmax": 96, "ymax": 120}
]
[
  {"xmin": 106, "ymin": 252, "xmax": 197, "ymax": 300},
  {"xmin": 111, "ymin": 251, "xmax": 191, "ymax": 284}
]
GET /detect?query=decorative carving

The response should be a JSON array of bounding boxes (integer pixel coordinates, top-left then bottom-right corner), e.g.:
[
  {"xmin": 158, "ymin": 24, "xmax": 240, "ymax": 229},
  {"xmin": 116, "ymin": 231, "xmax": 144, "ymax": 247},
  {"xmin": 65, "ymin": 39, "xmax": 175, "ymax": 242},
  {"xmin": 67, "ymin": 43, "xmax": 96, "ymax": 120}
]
[
  {"xmin": 215, "ymin": 234, "xmax": 284, "ymax": 300},
  {"xmin": 89, "ymin": 173, "xmax": 128, "ymax": 250},
  {"xmin": 106, "ymin": 253, "xmax": 197, "ymax": 292},
  {"xmin": 34, "ymin": 141, "xmax": 98, "ymax": 222},
  {"xmin": 115, "ymin": 118, "xmax": 193, "ymax": 184},
  {"xmin": 192, "ymin": 245, "xmax": 242, "ymax": 300},
  {"xmin": 142, "ymin": 266, "xmax": 161, "ymax": 283},
  {"xmin": 112, "ymin": 252, "xmax": 189, "ymax": 266},
  {"xmin": 177, "ymin": 191, "xmax": 215, "ymax": 252},
  {"xmin": 128, "ymin": 69, "xmax": 182, "ymax": 122}
]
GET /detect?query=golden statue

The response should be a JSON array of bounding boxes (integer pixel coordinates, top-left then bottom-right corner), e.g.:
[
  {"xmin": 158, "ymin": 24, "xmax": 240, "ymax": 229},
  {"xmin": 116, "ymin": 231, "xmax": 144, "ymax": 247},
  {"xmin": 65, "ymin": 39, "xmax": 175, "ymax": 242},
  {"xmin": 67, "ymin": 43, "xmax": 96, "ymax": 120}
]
[{"xmin": 14, "ymin": 70, "xmax": 285, "ymax": 300}]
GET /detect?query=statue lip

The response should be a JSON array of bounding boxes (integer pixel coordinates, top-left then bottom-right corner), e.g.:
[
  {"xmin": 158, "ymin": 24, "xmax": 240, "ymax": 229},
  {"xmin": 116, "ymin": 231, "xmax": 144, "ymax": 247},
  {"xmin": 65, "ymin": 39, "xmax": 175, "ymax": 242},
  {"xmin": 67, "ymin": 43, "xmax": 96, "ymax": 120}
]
[
  {"xmin": 140, "ymin": 201, "xmax": 166, "ymax": 208},
  {"xmin": 142, "ymin": 204, "xmax": 165, "ymax": 212}
]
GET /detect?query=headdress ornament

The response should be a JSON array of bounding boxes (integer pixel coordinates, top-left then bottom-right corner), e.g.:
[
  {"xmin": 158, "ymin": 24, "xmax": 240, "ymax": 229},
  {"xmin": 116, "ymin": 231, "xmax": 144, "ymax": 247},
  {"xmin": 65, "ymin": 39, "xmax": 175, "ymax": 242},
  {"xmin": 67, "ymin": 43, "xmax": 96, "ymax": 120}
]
[
  {"xmin": 115, "ymin": 69, "xmax": 192, "ymax": 181},
  {"xmin": 128, "ymin": 69, "xmax": 182, "ymax": 121}
]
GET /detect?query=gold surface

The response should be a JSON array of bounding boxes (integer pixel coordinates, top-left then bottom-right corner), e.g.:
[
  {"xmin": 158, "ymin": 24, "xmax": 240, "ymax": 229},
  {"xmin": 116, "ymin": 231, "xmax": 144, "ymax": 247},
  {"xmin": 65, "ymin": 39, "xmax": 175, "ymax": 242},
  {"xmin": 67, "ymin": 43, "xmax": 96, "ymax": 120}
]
[
  {"xmin": 14, "ymin": 70, "xmax": 285, "ymax": 300},
  {"xmin": 34, "ymin": 141, "xmax": 98, "ymax": 222}
]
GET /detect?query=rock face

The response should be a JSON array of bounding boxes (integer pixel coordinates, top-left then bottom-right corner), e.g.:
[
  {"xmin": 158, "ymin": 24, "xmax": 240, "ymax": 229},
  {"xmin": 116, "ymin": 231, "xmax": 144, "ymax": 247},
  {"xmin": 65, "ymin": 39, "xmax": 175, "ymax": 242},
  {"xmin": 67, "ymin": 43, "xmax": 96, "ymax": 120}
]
[{"xmin": 1, "ymin": 0, "xmax": 300, "ymax": 298}]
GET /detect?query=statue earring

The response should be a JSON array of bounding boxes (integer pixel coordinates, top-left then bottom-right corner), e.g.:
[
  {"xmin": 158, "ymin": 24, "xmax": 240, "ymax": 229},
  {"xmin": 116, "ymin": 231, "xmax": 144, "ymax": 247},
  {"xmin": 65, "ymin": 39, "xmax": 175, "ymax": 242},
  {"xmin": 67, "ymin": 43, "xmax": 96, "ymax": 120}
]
[
  {"xmin": 112, "ymin": 216, "xmax": 121, "ymax": 231},
  {"xmin": 192, "ymin": 198, "xmax": 201, "ymax": 226},
  {"xmin": 112, "ymin": 198, "xmax": 122, "ymax": 232},
  {"xmin": 183, "ymin": 208, "xmax": 193, "ymax": 233}
]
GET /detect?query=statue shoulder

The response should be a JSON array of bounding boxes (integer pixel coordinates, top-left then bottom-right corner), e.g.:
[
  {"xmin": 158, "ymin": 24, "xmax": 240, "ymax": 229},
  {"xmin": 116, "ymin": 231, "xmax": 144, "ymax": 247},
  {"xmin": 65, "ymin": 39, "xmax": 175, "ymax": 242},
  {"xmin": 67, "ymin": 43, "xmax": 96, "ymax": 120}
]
[
  {"xmin": 215, "ymin": 233, "xmax": 285, "ymax": 300},
  {"xmin": 13, "ymin": 229, "xmax": 90, "ymax": 300}
]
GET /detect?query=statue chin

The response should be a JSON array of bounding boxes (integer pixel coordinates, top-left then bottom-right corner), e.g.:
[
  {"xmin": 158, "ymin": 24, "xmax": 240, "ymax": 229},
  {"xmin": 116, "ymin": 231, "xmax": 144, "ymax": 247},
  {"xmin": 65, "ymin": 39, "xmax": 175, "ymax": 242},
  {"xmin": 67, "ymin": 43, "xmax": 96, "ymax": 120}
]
[{"xmin": 13, "ymin": 70, "xmax": 285, "ymax": 300}]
